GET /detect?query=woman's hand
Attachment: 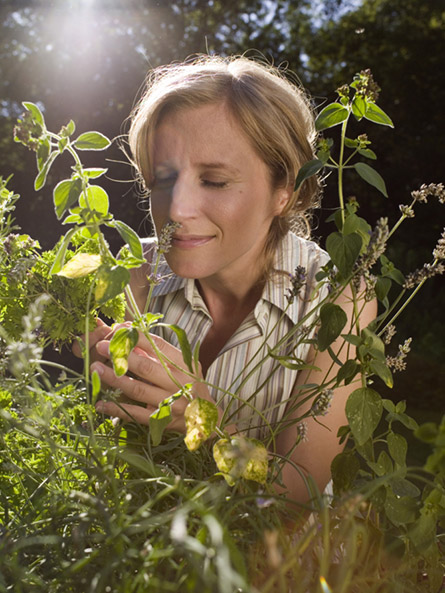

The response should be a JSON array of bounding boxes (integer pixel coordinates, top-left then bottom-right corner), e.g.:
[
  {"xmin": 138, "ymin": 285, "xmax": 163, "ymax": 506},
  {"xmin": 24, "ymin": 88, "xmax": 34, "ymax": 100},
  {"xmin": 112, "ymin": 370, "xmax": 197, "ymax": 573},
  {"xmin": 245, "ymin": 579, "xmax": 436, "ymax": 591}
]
[
  {"xmin": 72, "ymin": 317, "xmax": 113, "ymax": 364},
  {"xmin": 89, "ymin": 322, "xmax": 215, "ymax": 433}
]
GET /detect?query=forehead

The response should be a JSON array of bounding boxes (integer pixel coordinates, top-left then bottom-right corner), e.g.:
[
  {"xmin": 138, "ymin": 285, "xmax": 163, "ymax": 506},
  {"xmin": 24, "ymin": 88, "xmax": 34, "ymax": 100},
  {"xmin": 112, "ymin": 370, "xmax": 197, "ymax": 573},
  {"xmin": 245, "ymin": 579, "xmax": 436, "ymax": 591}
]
[{"xmin": 152, "ymin": 102, "xmax": 258, "ymax": 165}]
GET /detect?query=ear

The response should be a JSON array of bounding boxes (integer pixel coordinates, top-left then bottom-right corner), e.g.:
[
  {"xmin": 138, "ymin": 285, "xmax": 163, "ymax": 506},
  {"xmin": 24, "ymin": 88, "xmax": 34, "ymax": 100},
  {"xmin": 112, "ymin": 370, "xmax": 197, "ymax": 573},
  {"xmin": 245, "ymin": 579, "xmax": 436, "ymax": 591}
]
[{"xmin": 273, "ymin": 184, "xmax": 293, "ymax": 216}]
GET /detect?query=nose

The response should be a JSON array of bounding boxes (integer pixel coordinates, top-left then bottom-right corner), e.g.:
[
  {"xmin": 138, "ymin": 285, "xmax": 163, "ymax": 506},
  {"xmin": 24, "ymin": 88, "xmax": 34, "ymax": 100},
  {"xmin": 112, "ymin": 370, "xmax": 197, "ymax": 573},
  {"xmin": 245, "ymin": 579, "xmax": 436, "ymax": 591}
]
[{"xmin": 168, "ymin": 173, "xmax": 199, "ymax": 223}]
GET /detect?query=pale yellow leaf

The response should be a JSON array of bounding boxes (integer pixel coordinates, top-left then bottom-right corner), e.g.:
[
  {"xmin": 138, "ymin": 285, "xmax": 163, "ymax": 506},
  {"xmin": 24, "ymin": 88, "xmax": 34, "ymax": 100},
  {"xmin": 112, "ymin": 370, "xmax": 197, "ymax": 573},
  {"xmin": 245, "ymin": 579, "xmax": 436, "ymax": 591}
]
[{"xmin": 57, "ymin": 253, "xmax": 101, "ymax": 278}]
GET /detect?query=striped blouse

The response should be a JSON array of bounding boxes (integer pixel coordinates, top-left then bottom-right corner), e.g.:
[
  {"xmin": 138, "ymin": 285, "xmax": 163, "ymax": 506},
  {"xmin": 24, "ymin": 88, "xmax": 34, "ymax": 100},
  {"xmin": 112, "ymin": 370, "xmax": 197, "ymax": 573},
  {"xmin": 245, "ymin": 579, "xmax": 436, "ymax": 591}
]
[{"xmin": 134, "ymin": 232, "xmax": 330, "ymax": 440}]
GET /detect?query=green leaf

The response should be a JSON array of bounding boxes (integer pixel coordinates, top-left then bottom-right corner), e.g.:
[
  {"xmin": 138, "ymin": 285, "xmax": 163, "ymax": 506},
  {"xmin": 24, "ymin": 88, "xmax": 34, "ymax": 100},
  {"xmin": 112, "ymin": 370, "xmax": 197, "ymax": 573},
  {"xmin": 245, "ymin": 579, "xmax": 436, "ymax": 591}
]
[
  {"xmin": 396, "ymin": 412, "xmax": 418, "ymax": 431},
  {"xmin": 294, "ymin": 159, "xmax": 324, "ymax": 191},
  {"xmin": 408, "ymin": 513, "xmax": 437, "ymax": 554},
  {"xmin": 82, "ymin": 167, "xmax": 108, "ymax": 179},
  {"xmin": 34, "ymin": 152, "xmax": 58, "ymax": 190},
  {"xmin": 49, "ymin": 228, "xmax": 78, "ymax": 274},
  {"xmin": 336, "ymin": 359, "xmax": 360, "ymax": 386},
  {"xmin": 57, "ymin": 253, "xmax": 102, "ymax": 279},
  {"xmin": 343, "ymin": 213, "xmax": 360, "ymax": 235},
  {"xmin": 344, "ymin": 137, "xmax": 358, "ymax": 148},
  {"xmin": 351, "ymin": 94, "xmax": 366, "ymax": 120},
  {"xmin": 53, "ymin": 177, "xmax": 83, "ymax": 219},
  {"xmin": 114, "ymin": 220, "xmax": 144, "ymax": 261},
  {"xmin": 159, "ymin": 323, "xmax": 194, "ymax": 373},
  {"xmin": 316, "ymin": 138, "xmax": 333, "ymax": 164},
  {"xmin": 36, "ymin": 138, "xmax": 50, "ymax": 171},
  {"xmin": 140, "ymin": 312, "xmax": 164, "ymax": 330},
  {"xmin": 380, "ymin": 256, "xmax": 405, "ymax": 285},
  {"xmin": 368, "ymin": 450, "xmax": 393, "ymax": 476},
  {"xmin": 149, "ymin": 401, "xmax": 172, "ymax": 446},
  {"xmin": 414, "ymin": 422, "xmax": 438, "ymax": 444},
  {"xmin": 375, "ymin": 277, "xmax": 391, "ymax": 302},
  {"xmin": 73, "ymin": 131, "xmax": 111, "ymax": 150},
  {"xmin": 361, "ymin": 328, "xmax": 386, "ymax": 358},
  {"xmin": 62, "ymin": 213, "xmax": 83, "ymax": 225},
  {"xmin": 356, "ymin": 437, "xmax": 375, "ymax": 463},
  {"xmin": 317, "ymin": 303, "xmax": 347, "ymax": 351},
  {"xmin": 390, "ymin": 477, "xmax": 420, "ymax": 498},
  {"xmin": 79, "ymin": 185, "xmax": 109, "ymax": 217},
  {"xmin": 58, "ymin": 137, "xmax": 68, "ymax": 152},
  {"xmin": 331, "ymin": 451, "xmax": 360, "ymax": 494},
  {"xmin": 357, "ymin": 148, "xmax": 377, "ymax": 160},
  {"xmin": 118, "ymin": 450, "xmax": 163, "ymax": 477},
  {"xmin": 95, "ymin": 264, "xmax": 130, "ymax": 305},
  {"xmin": 346, "ymin": 387, "xmax": 383, "ymax": 446},
  {"xmin": 91, "ymin": 369, "xmax": 101, "ymax": 402},
  {"xmin": 341, "ymin": 334, "xmax": 362, "ymax": 347},
  {"xmin": 109, "ymin": 326, "xmax": 139, "ymax": 376},
  {"xmin": 353, "ymin": 162, "xmax": 388, "ymax": 197},
  {"xmin": 65, "ymin": 119, "xmax": 76, "ymax": 136},
  {"xmin": 23, "ymin": 101, "xmax": 45, "ymax": 127},
  {"xmin": 315, "ymin": 103, "xmax": 349, "ymax": 131},
  {"xmin": 355, "ymin": 217, "xmax": 373, "ymax": 251},
  {"xmin": 193, "ymin": 341, "xmax": 201, "ymax": 375},
  {"xmin": 382, "ymin": 399, "xmax": 396, "ymax": 414},
  {"xmin": 149, "ymin": 391, "xmax": 184, "ymax": 446},
  {"xmin": 326, "ymin": 231, "xmax": 362, "ymax": 278},
  {"xmin": 364, "ymin": 103, "xmax": 394, "ymax": 128},
  {"xmin": 369, "ymin": 360, "xmax": 393, "ymax": 388},
  {"xmin": 384, "ymin": 489, "xmax": 418, "ymax": 526}
]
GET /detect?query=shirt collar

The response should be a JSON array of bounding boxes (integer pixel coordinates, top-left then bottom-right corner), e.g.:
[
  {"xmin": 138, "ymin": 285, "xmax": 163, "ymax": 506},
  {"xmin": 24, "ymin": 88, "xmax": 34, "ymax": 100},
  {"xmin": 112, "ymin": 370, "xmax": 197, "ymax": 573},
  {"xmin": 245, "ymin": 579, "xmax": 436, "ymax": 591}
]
[
  {"xmin": 260, "ymin": 232, "xmax": 302, "ymax": 324},
  {"xmin": 150, "ymin": 233, "xmax": 302, "ymax": 323}
]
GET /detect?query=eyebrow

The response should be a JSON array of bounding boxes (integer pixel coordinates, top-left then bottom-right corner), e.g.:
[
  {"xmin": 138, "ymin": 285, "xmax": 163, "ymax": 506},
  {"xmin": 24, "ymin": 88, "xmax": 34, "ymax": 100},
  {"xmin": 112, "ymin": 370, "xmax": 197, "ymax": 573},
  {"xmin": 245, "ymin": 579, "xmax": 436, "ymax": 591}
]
[
  {"xmin": 153, "ymin": 161, "xmax": 241, "ymax": 175},
  {"xmin": 196, "ymin": 162, "xmax": 241, "ymax": 174}
]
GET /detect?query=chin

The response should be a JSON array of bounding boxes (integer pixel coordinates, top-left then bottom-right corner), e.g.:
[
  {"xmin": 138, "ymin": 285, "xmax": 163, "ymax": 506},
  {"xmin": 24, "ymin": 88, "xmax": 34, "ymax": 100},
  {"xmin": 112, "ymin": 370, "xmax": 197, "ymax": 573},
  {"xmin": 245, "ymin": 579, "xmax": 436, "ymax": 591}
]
[{"xmin": 165, "ymin": 253, "xmax": 213, "ymax": 279}]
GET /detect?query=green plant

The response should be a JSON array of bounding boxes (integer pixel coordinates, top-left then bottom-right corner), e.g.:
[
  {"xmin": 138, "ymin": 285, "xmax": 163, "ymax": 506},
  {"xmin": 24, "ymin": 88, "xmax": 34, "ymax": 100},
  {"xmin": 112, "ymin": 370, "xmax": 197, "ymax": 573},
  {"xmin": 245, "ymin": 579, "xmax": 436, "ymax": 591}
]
[{"xmin": 0, "ymin": 70, "xmax": 444, "ymax": 592}]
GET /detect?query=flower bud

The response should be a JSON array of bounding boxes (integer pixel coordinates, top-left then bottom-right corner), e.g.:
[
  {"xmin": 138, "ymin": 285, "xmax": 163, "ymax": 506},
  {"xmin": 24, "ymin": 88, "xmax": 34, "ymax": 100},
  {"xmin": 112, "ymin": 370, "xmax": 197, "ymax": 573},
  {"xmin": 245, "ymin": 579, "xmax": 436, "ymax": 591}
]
[
  {"xmin": 213, "ymin": 436, "xmax": 268, "ymax": 486},
  {"xmin": 184, "ymin": 398, "xmax": 218, "ymax": 452}
]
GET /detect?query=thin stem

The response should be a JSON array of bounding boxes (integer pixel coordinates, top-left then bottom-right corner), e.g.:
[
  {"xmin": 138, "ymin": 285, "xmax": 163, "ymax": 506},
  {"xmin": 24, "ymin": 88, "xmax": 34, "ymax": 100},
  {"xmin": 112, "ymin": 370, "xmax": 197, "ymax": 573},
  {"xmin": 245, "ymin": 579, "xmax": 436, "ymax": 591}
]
[
  {"xmin": 380, "ymin": 271, "xmax": 433, "ymax": 333},
  {"xmin": 83, "ymin": 281, "xmax": 95, "ymax": 405},
  {"xmin": 386, "ymin": 197, "xmax": 416, "ymax": 240},
  {"xmin": 337, "ymin": 116, "xmax": 350, "ymax": 225}
]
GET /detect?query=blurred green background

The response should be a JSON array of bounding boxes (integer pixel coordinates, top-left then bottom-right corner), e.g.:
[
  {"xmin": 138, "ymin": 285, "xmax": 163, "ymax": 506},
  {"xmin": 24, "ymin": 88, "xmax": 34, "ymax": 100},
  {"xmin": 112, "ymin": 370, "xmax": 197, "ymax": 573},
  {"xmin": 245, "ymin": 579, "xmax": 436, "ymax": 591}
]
[{"xmin": 1, "ymin": 0, "xmax": 443, "ymax": 419}]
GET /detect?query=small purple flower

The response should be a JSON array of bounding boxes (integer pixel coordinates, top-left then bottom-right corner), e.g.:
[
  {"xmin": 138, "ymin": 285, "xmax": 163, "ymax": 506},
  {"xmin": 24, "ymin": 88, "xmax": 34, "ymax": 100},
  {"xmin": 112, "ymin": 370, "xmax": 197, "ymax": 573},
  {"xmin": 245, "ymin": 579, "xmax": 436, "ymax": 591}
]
[{"xmin": 287, "ymin": 265, "xmax": 307, "ymax": 303}]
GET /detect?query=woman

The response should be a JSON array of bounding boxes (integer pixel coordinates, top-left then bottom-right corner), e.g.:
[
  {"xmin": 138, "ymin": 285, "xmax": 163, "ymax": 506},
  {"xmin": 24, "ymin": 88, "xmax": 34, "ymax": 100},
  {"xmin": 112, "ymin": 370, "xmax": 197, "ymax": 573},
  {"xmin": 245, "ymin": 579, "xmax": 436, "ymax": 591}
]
[{"xmin": 85, "ymin": 55, "xmax": 376, "ymax": 504}]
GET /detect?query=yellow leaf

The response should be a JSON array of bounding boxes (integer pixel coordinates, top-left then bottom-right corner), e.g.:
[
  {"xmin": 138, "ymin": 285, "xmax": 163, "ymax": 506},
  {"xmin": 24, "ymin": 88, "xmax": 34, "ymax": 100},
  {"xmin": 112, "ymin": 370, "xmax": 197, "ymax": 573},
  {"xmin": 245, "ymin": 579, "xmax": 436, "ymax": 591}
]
[{"xmin": 57, "ymin": 253, "xmax": 101, "ymax": 278}]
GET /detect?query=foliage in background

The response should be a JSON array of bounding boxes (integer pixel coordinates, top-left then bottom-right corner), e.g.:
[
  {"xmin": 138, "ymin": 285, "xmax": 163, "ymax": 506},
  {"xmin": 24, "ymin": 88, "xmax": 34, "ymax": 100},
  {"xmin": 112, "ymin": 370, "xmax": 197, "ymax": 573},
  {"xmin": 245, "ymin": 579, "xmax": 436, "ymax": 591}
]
[
  {"xmin": 1, "ymin": 0, "xmax": 443, "ymax": 368},
  {"xmin": 0, "ymin": 68, "xmax": 444, "ymax": 591}
]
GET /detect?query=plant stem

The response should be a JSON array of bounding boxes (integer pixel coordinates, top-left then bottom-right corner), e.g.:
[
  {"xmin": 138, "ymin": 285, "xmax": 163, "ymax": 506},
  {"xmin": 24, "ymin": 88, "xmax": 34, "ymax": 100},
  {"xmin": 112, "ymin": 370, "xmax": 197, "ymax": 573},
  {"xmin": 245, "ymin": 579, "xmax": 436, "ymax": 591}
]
[
  {"xmin": 380, "ymin": 271, "xmax": 433, "ymax": 333},
  {"xmin": 337, "ymin": 116, "xmax": 350, "ymax": 225}
]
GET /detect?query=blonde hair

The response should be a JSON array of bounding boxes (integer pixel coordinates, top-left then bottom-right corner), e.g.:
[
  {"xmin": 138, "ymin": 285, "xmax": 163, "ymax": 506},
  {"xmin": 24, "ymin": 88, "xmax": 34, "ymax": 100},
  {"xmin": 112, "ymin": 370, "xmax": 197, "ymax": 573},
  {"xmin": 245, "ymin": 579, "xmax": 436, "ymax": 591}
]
[{"xmin": 128, "ymin": 55, "xmax": 320, "ymax": 271}]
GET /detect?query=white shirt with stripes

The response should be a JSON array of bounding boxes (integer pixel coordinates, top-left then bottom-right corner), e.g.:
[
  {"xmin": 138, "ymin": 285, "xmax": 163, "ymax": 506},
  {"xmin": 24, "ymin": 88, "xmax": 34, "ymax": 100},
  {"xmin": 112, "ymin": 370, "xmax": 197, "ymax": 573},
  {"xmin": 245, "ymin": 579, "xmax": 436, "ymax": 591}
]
[{"xmin": 133, "ymin": 232, "xmax": 330, "ymax": 440}]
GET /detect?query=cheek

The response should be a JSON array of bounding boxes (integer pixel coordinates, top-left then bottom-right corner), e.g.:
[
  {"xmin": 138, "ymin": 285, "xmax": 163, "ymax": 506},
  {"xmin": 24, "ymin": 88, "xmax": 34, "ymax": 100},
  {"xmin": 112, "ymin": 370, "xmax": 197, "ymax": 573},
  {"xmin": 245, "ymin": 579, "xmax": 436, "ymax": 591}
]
[{"xmin": 150, "ymin": 191, "xmax": 169, "ymax": 226}]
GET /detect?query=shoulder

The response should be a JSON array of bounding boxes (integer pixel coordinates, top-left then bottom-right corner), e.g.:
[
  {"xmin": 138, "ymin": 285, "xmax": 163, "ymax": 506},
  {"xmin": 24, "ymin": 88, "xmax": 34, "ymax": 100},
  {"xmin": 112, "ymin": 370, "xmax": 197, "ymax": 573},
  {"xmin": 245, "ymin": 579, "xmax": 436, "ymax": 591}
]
[{"xmin": 276, "ymin": 233, "xmax": 330, "ymax": 286}]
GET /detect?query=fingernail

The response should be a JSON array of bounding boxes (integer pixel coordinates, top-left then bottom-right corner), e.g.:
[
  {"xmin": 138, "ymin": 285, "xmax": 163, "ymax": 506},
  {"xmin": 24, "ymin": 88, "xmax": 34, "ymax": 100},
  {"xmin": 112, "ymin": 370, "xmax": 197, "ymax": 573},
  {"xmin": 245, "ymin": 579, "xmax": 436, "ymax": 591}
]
[
  {"xmin": 91, "ymin": 363, "xmax": 104, "ymax": 376},
  {"xmin": 96, "ymin": 341, "xmax": 109, "ymax": 356},
  {"xmin": 95, "ymin": 401, "xmax": 105, "ymax": 412}
]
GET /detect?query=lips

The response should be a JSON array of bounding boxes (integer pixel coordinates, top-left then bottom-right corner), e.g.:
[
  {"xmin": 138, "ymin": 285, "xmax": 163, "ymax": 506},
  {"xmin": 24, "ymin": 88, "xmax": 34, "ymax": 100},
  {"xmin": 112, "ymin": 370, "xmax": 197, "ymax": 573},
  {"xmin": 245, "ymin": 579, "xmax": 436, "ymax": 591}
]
[{"xmin": 171, "ymin": 234, "xmax": 214, "ymax": 249}]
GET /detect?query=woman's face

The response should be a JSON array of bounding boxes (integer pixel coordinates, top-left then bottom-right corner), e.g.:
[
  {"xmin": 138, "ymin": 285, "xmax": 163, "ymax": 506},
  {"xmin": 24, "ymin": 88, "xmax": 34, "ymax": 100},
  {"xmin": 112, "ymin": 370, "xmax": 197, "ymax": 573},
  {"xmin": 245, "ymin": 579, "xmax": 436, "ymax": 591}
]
[{"xmin": 150, "ymin": 102, "xmax": 289, "ymax": 288}]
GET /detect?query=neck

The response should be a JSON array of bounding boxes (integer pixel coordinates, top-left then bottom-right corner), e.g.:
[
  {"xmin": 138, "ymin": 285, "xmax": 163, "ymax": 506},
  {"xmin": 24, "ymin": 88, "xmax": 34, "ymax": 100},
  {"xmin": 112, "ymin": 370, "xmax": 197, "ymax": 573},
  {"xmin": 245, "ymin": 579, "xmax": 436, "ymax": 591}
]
[{"xmin": 197, "ymin": 271, "xmax": 265, "ymax": 320}]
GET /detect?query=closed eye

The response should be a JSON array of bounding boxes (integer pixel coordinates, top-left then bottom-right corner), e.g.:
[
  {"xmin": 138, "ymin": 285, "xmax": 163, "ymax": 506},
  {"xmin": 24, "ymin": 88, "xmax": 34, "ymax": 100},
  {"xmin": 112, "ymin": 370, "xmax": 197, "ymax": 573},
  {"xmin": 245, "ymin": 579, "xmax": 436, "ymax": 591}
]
[
  {"xmin": 152, "ymin": 175, "xmax": 177, "ymax": 189},
  {"xmin": 201, "ymin": 179, "xmax": 228, "ymax": 189}
]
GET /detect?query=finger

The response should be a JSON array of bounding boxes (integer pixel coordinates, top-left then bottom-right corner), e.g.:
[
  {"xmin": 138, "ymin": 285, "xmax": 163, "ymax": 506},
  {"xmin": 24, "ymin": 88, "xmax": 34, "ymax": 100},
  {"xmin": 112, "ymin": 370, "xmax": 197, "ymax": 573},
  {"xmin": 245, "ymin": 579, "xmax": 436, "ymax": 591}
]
[
  {"xmin": 95, "ymin": 400, "xmax": 154, "ymax": 425},
  {"xmin": 95, "ymin": 339, "xmax": 190, "ymax": 392},
  {"xmin": 91, "ymin": 361, "xmax": 176, "ymax": 409},
  {"xmin": 97, "ymin": 323, "xmax": 199, "ymax": 377},
  {"xmin": 95, "ymin": 400, "xmax": 186, "ymax": 433},
  {"xmin": 72, "ymin": 318, "xmax": 112, "ymax": 358},
  {"xmin": 135, "ymin": 331, "xmax": 196, "ymax": 372}
]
